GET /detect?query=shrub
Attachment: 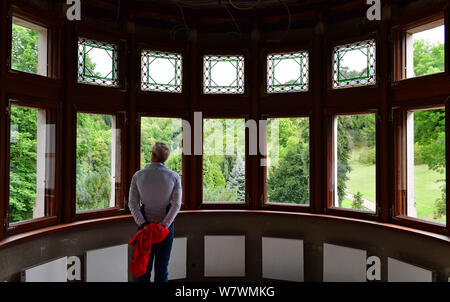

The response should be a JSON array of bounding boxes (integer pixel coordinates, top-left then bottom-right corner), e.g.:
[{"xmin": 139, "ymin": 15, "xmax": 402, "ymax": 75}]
[
  {"xmin": 358, "ymin": 147, "xmax": 376, "ymax": 165},
  {"xmin": 352, "ymin": 191, "xmax": 364, "ymax": 210},
  {"xmin": 433, "ymin": 185, "xmax": 446, "ymax": 220}
]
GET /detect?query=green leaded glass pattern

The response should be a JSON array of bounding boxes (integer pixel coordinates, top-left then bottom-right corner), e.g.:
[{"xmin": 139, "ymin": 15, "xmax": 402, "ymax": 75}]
[
  {"xmin": 267, "ymin": 51, "xmax": 309, "ymax": 93},
  {"xmin": 332, "ymin": 39, "xmax": 376, "ymax": 89},
  {"xmin": 203, "ymin": 55, "xmax": 244, "ymax": 94},
  {"xmin": 141, "ymin": 50, "xmax": 182, "ymax": 93},
  {"xmin": 78, "ymin": 38, "xmax": 118, "ymax": 87}
]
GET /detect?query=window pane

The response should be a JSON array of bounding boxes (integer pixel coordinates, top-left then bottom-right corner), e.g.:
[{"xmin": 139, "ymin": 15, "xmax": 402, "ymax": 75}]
[
  {"xmin": 203, "ymin": 55, "xmax": 244, "ymax": 94},
  {"xmin": 140, "ymin": 117, "xmax": 182, "ymax": 176},
  {"xmin": 406, "ymin": 20, "xmax": 445, "ymax": 78},
  {"xmin": 76, "ymin": 113, "xmax": 120, "ymax": 212},
  {"xmin": 332, "ymin": 39, "xmax": 376, "ymax": 89},
  {"xmin": 141, "ymin": 51, "xmax": 182, "ymax": 93},
  {"xmin": 9, "ymin": 105, "xmax": 55, "ymax": 223},
  {"xmin": 78, "ymin": 38, "xmax": 118, "ymax": 87},
  {"xmin": 406, "ymin": 109, "xmax": 446, "ymax": 224},
  {"xmin": 335, "ymin": 114, "xmax": 376, "ymax": 212},
  {"xmin": 203, "ymin": 119, "xmax": 246, "ymax": 202},
  {"xmin": 267, "ymin": 52, "xmax": 309, "ymax": 93},
  {"xmin": 11, "ymin": 17, "xmax": 47, "ymax": 76},
  {"xmin": 266, "ymin": 118, "xmax": 310, "ymax": 205}
]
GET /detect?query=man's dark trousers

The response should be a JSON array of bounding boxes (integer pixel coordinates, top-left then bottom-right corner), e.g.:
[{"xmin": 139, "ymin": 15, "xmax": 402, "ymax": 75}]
[{"xmin": 137, "ymin": 204, "xmax": 174, "ymax": 282}]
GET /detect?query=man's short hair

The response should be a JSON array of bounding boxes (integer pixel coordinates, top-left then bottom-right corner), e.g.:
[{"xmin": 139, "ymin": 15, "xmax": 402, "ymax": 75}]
[{"xmin": 152, "ymin": 142, "xmax": 170, "ymax": 163}]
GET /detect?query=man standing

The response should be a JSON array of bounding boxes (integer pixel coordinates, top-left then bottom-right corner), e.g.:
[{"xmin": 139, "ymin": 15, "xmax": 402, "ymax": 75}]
[{"xmin": 128, "ymin": 142, "xmax": 182, "ymax": 282}]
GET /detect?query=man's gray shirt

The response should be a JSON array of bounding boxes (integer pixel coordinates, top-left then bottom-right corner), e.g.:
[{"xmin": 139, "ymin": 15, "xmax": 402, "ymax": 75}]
[{"xmin": 128, "ymin": 162, "xmax": 182, "ymax": 228}]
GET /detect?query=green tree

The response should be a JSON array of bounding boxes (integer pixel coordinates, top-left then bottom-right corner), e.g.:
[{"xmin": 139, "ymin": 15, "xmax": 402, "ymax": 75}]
[
  {"xmin": 76, "ymin": 113, "xmax": 113, "ymax": 211},
  {"xmin": 140, "ymin": 117, "xmax": 182, "ymax": 175},
  {"xmin": 203, "ymin": 155, "xmax": 226, "ymax": 188},
  {"xmin": 434, "ymin": 184, "xmax": 446, "ymax": 220},
  {"xmin": 268, "ymin": 139, "xmax": 310, "ymax": 204},
  {"xmin": 337, "ymin": 116, "xmax": 353, "ymax": 206},
  {"xmin": 340, "ymin": 66, "xmax": 367, "ymax": 80},
  {"xmin": 414, "ymin": 109, "xmax": 445, "ymax": 172},
  {"xmin": 202, "ymin": 119, "xmax": 245, "ymax": 202},
  {"xmin": 413, "ymin": 109, "xmax": 446, "ymax": 220},
  {"xmin": 267, "ymin": 118, "xmax": 310, "ymax": 204},
  {"xmin": 11, "ymin": 24, "xmax": 38, "ymax": 73},
  {"xmin": 9, "ymin": 107, "xmax": 38, "ymax": 222},
  {"xmin": 413, "ymin": 39, "xmax": 444, "ymax": 77},
  {"xmin": 227, "ymin": 153, "xmax": 245, "ymax": 202},
  {"xmin": 8, "ymin": 25, "xmax": 41, "ymax": 222}
]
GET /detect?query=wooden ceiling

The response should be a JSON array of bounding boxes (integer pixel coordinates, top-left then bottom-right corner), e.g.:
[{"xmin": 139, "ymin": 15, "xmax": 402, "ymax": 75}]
[
  {"xmin": 88, "ymin": 0, "xmax": 330, "ymax": 10},
  {"xmin": 82, "ymin": 0, "xmax": 363, "ymax": 22},
  {"xmin": 137, "ymin": 0, "xmax": 301, "ymax": 9},
  {"xmin": 78, "ymin": 0, "xmax": 417, "ymax": 34}
]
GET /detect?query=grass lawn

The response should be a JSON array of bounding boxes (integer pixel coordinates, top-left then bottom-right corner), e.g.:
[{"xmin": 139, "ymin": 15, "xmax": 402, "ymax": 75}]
[
  {"xmin": 342, "ymin": 146, "xmax": 376, "ymax": 204},
  {"xmin": 413, "ymin": 164, "xmax": 445, "ymax": 223},
  {"xmin": 346, "ymin": 162, "xmax": 376, "ymax": 202},
  {"xmin": 341, "ymin": 148, "xmax": 445, "ymax": 224}
]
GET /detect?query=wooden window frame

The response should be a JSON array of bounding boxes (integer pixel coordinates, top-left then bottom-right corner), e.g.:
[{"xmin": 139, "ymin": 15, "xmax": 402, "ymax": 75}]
[
  {"xmin": 325, "ymin": 108, "xmax": 380, "ymax": 222},
  {"xmin": 260, "ymin": 114, "xmax": 313, "ymax": 213},
  {"xmin": 392, "ymin": 103, "xmax": 448, "ymax": 234},
  {"xmin": 325, "ymin": 33, "xmax": 379, "ymax": 92},
  {"xmin": 202, "ymin": 54, "xmax": 246, "ymax": 95},
  {"xmin": 74, "ymin": 25, "xmax": 127, "ymax": 91},
  {"xmin": 392, "ymin": 12, "xmax": 445, "ymax": 82},
  {"xmin": 3, "ymin": 97, "xmax": 62, "ymax": 236},
  {"xmin": 8, "ymin": 3, "xmax": 61, "ymax": 79},
  {"xmin": 331, "ymin": 39, "xmax": 377, "ymax": 90},
  {"xmin": 200, "ymin": 114, "xmax": 251, "ymax": 210},
  {"xmin": 137, "ymin": 42, "xmax": 188, "ymax": 98},
  {"xmin": 140, "ymin": 50, "xmax": 183, "ymax": 94},
  {"xmin": 72, "ymin": 107, "xmax": 127, "ymax": 222},
  {"xmin": 77, "ymin": 37, "xmax": 119, "ymax": 87},
  {"xmin": 198, "ymin": 47, "xmax": 250, "ymax": 99},
  {"xmin": 0, "ymin": 0, "xmax": 448, "ymax": 241}
]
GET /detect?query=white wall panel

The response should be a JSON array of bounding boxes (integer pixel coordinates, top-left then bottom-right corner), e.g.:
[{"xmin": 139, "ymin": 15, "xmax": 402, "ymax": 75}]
[
  {"xmin": 204, "ymin": 235, "xmax": 245, "ymax": 277},
  {"xmin": 86, "ymin": 244, "xmax": 128, "ymax": 282},
  {"xmin": 388, "ymin": 257, "xmax": 433, "ymax": 282},
  {"xmin": 323, "ymin": 243, "xmax": 367, "ymax": 282},
  {"xmin": 262, "ymin": 237, "xmax": 304, "ymax": 282},
  {"xmin": 22, "ymin": 257, "xmax": 67, "ymax": 282}
]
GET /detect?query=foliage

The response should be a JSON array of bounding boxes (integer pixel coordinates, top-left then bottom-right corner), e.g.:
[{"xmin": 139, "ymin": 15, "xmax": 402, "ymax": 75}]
[
  {"xmin": 337, "ymin": 114, "xmax": 375, "ymax": 206},
  {"xmin": 7, "ymin": 23, "xmax": 446, "ymax": 221},
  {"xmin": 227, "ymin": 153, "xmax": 245, "ymax": 202},
  {"xmin": 336, "ymin": 116, "xmax": 353, "ymax": 206},
  {"xmin": 203, "ymin": 119, "xmax": 245, "ymax": 202},
  {"xmin": 413, "ymin": 39, "xmax": 445, "ymax": 77},
  {"xmin": 411, "ymin": 39, "xmax": 445, "ymax": 219},
  {"xmin": 413, "ymin": 109, "xmax": 446, "ymax": 219},
  {"xmin": 352, "ymin": 191, "xmax": 364, "ymax": 210},
  {"xmin": 9, "ymin": 107, "xmax": 38, "ymax": 222},
  {"xmin": 434, "ymin": 184, "xmax": 446, "ymax": 220},
  {"xmin": 140, "ymin": 117, "xmax": 182, "ymax": 175},
  {"xmin": 340, "ymin": 66, "xmax": 366, "ymax": 80},
  {"xmin": 266, "ymin": 118, "xmax": 309, "ymax": 204},
  {"xmin": 203, "ymin": 187, "xmax": 237, "ymax": 203},
  {"xmin": 11, "ymin": 24, "xmax": 38, "ymax": 74},
  {"xmin": 268, "ymin": 138, "xmax": 310, "ymax": 204},
  {"xmin": 76, "ymin": 113, "xmax": 113, "ymax": 211},
  {"xmin": 203, "ymin": 155, "xmax": 226, "ymax": 189},
  {"xmin": 414, "ymin": 109, "xmax": 445, "ymax": 172},
  {"xmin": 358, "ymin": 147, "xmax": 376, "ymax": 165}
]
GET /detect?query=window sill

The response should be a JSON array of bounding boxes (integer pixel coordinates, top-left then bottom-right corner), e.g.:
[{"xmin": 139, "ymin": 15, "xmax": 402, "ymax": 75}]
[{"xmin": 0, "ymin": 210, "xmax": 449, "ymax": 250}]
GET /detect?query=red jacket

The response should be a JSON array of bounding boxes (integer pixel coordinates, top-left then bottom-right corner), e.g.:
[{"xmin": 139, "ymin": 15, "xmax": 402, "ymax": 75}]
[{"xmin": 128, "ymin": 222, "xmax": 170, "ymax": 278}]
